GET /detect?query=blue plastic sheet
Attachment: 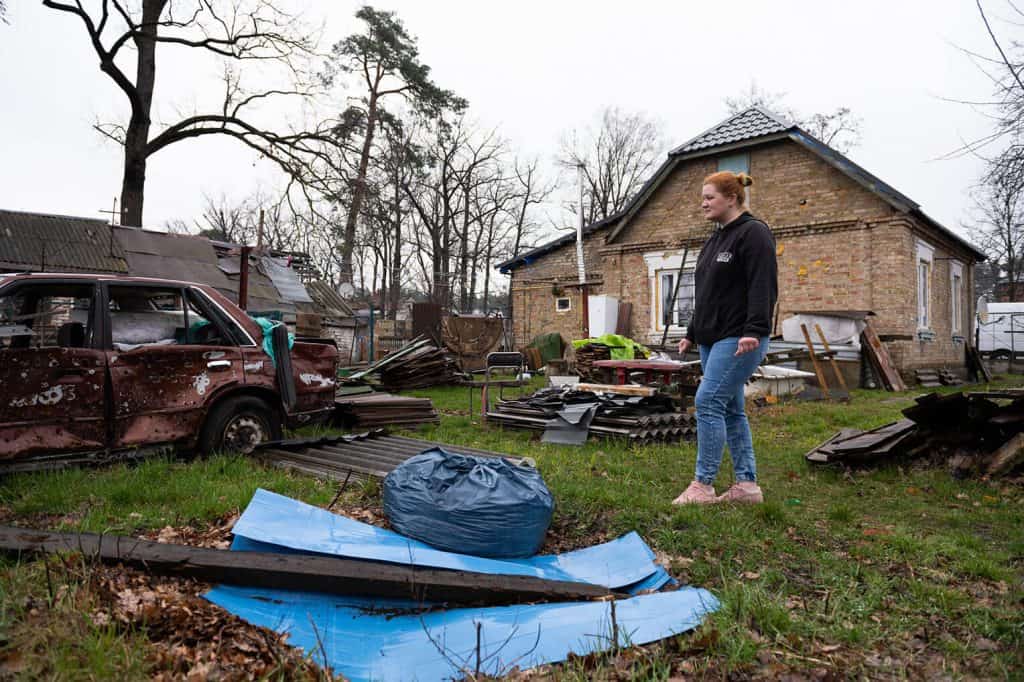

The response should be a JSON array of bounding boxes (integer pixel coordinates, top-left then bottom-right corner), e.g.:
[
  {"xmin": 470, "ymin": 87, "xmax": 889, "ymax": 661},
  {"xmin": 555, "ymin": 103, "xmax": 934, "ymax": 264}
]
[
  {"xmin": 232, "ymin": 489, "xmax": 667, "ymax": 590},
  {"xmin": 205, "ymin": 584, "xmax": 719, "ymax": 682}
]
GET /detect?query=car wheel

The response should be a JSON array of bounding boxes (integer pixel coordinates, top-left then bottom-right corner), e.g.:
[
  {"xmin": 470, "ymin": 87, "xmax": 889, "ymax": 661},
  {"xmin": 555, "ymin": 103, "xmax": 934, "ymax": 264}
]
[{"xmin": 198, "ymin": 395, "xmax": 281, "ymax": 455}]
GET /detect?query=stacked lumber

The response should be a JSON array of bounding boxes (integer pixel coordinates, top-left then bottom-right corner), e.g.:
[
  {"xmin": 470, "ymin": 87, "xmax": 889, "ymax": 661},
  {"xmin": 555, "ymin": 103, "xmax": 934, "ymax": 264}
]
[
  {"xmin": 914, "ymin": 368, "xmax": 965, "ymax": 388},
  {"xmin": 334, "ymin": 391, "xmax": 439, "ymax": 429},
  {"xmin": 914, "ymin": 369, "xmax": 943, "ymax": 388},
  {"xmin": 348, "ymin": 336, "xmax": 461, "ymax": 390},
  {"xmin": 805, "ymin": 389, "xmax": 1024, "ymax": 477},
  {"xmin": 574, "ymin": 343, "xmax": 611, "ymax": 382},
  {"xmin": 487, "ymin": 386, "xmax": 694, "ymax": 444}
]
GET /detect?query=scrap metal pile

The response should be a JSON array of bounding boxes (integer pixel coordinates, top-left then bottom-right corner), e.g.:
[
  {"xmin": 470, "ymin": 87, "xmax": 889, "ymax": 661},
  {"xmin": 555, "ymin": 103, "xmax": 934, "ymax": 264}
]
[
  {"xmin": 253, "ymin": 431, "xmax": 519, "ymax": 480},
  {"xmin": 487, "ymin": 385, "xmax": 695, "ymax": 445},
  {"xmin": 346, "ymin": 336, "xmax": 461, "ymax": 390},
  {"xmin": 334, "ymin": 386, "xmax": 440, "ymax": 429},
  {"xmin": 806, "ymin": 389, "xmax": 1024, "ymax": 477}
]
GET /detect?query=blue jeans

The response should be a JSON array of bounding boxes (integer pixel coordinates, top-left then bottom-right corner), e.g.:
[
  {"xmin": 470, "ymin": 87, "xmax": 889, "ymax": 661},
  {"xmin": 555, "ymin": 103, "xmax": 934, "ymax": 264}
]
[{"xmin": 694, "ymin": 336, "xmax": 769, "ymax": 485}]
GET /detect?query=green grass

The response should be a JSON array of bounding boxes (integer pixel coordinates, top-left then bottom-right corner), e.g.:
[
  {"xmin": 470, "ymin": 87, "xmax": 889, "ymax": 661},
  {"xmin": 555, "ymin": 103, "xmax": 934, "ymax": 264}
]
[{"xmin": 2, "ymin": 378, "xmax": 1023, "ymax": 678}]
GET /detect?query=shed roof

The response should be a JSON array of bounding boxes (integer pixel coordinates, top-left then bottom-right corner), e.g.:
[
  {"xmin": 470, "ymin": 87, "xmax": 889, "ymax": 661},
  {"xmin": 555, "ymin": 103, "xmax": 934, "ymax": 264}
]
[{"xmin": 0, "ymin": 209, "xmax": 129, "ymax": 274}]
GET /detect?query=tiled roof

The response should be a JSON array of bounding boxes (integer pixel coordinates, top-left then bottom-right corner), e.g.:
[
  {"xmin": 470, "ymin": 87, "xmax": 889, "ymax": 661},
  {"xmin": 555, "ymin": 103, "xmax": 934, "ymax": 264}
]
[
  {"xmin": 670, "ymin": 107, "xmax": 793, "ymax": 156},
  {"xmin": 0, "ymin": 209, "xmax": 129, "ymax": 273}
]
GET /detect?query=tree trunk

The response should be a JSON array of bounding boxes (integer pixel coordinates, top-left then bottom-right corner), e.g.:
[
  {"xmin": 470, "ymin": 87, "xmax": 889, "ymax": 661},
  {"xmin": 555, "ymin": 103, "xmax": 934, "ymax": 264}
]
[
  {"xmin": 340, "ymin": 92, "xmax": 379, "ymax": 284},
  {"xmin": 389, "ymin": 180, "xmax": 402, "ymax": 320},
  {"xmin": 119, "ymin": 0, "xmax": 164, "ymax": 226}
]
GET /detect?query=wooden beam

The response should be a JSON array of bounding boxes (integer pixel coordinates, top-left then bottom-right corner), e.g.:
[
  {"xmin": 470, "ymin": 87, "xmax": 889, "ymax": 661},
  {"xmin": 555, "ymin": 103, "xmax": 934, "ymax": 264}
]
[
  {"xmin": 985, "ymin": 432, "xmax": 1024, "ymax": 477},
  {"xmin": 814, "ymin": 324, "xmax": 850, "ymax": 394},
  {"xmin": 575, "ymin": 383, "xmax": 657, "ymax": 397},
  {"xmin": 800, "ymin": 324, "xmax": 831, "ymax": 400},
  {"xmin": 0, "ymin": 526, "xmax": 619, "ymax": 605}
]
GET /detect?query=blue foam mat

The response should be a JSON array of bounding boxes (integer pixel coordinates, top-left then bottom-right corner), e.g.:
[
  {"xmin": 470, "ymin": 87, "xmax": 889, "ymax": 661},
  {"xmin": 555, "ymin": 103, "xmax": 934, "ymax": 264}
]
[
  {"xmin": 232, "ymin": 488, "xmax": 664, "ymax": 590},
  {"xmin": 205, "ymin": 584, "xmax": 719, "ymax": 682}
]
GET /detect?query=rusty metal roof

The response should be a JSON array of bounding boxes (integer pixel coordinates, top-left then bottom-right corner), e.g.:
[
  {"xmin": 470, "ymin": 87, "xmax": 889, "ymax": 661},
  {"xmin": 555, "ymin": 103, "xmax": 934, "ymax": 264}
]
[{"xmin": 0, "ymin": 209, "xmax": 129, "ymax": 274}]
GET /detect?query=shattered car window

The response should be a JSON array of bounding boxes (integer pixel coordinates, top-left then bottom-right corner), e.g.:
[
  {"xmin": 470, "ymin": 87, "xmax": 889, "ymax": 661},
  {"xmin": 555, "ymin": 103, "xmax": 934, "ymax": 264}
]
[
  {"xmin": 107, "ymin": 285, "xmax": 231, "ymax": 349},
  {"xmin": 0, "ymin": 283, "xmax": 95, "ymax": 349}
]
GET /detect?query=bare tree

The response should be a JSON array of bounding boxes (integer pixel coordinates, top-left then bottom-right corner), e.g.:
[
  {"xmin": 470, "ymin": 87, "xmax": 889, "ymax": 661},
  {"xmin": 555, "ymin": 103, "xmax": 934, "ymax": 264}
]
[
  {"xmin": 44, "ymin": 0, "xmax": 340, "ymax": 226},
  {"xmin": 558, "ymin": 107, "xmax": 667, "ymax": 225},
  {"xmin": 724, "ymin": 81, "xmax": 862, "ymax": 153},
  {"xmin": 970, "ymin": 149, "xmax": 1024, "ymax": 300}
]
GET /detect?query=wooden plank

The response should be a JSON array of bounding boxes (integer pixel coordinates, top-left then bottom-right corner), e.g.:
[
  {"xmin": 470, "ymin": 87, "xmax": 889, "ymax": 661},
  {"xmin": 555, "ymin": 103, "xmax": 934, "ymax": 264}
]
[
  {"xmin": 804, "ymin": 428, "xmax": 862, "ymax": 463},
  {"xmin": 0, "ymin": 526, "xmax": 619, "ymax": 605},
  {"xmin": 800, "ymin": 324, "xmax": 831, "ymax": 399},
  {"xmin": 985, "ymin": 432, "xmax": 1024, "ymax": 477},
  {"xmin": 575, "ymin": 383, "xmax": 657, "ymax": 397},
  {"xmin": 828, "ymin": 419, "xmax": 916, "ymax": 453},
  {"xmin": 861, "ymin": 321, "xmax": 907, "ymax": 391},
  {"xmin": 815, "ymin": 324, "xmax": 850, "ymax": 395}
]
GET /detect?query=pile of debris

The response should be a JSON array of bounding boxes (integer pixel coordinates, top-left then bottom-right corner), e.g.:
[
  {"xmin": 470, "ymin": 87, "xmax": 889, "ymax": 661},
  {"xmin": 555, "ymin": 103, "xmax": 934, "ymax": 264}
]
[
  {"xmin": 487, "ymin": 385, "xmax": 694, "ymax": 445},
  {"xmin": 573, "ymin": 343, "xmax": 612, "ymax": 381},
  {"xmin": 334, "ymin": 386, "xmax": 440, "ymax": 429},
  {"xmin": 254, "ymin": 431, "xmax": 524, "ymax": 481},
  {"xmin": 806, "ymin": 389, "xmax": 1024, "ymax": 477},
  {"xmin": 347, "ymin": 336, "xmax": 461, "ymax": 390}
]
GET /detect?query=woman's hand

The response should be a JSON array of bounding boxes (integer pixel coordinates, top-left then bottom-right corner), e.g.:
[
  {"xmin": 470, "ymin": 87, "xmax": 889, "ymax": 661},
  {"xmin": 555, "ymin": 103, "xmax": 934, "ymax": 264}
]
[
  {"xmin": 734, "ymin": 336, "xmax": 760, "ymax": 356},
  {"xmin": 678, "ymin": 338, "xmax": 692, "ymax": 354}
]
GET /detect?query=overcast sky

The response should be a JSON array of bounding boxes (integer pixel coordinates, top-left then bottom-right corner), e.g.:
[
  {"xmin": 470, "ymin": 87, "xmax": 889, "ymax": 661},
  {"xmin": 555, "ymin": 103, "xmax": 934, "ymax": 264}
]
[{"xmin": 0, "ymin": 0, "xmax": 1004, "ymax": 247}]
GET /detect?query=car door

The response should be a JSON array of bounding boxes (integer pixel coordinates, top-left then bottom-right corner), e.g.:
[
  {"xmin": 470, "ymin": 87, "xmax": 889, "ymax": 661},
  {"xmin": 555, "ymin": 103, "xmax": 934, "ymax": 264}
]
[
  {"xmin": 103, "ymin": 282, "xmax": 244, "ymax": 448},
  {"xmin": 0, "ymin": 278, "xmax": 108, "ymax": 462}
]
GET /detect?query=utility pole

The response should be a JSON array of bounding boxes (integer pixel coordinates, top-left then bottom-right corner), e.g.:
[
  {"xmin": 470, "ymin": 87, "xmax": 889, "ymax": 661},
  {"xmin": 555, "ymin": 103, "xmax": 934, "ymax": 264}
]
[
  {"xmin": 99, "ymin": 197, "xmax": 119, "ymax": 257},
  {"xmin": 576, "ymin": 162, "xmax": 590, "ymax": 338}
]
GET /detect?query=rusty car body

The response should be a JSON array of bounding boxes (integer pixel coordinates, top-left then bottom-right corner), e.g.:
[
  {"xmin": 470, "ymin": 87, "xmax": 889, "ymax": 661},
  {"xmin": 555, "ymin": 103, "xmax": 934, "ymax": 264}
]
[{"xmin": 0, "ymin": 273, "xmax": 338, "ymax": 471}]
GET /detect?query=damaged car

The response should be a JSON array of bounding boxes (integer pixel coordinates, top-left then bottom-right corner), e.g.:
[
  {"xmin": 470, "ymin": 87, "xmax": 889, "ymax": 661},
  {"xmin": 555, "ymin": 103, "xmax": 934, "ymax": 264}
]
[{"xmin": 0, "ymin": 273, "xmax": 338, "ymax": 471}]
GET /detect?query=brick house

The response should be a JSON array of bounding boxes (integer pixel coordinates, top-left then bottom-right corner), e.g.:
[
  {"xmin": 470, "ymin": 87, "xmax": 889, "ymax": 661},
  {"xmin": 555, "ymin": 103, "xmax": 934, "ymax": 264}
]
[{"xmin": 498, "ymin": 108, "xmax": 986, "ymax": 379}]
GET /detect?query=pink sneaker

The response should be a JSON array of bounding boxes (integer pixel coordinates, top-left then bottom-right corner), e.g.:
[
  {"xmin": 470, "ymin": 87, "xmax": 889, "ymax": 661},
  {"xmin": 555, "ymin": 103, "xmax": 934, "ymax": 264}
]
[
  {"xmin": 672, "ymin": 481, "xmax": 719, "ymax": 505},
  {"xmin": 717, "ymin": 481, "xmax": 764, "ymax": 504}
]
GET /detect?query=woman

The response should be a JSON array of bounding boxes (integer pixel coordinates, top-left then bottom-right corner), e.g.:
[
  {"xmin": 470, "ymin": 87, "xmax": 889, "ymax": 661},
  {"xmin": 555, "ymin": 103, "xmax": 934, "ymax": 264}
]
[{"xmin": 673, "ymin": 171, "xmax": 777, "ymax": 505}]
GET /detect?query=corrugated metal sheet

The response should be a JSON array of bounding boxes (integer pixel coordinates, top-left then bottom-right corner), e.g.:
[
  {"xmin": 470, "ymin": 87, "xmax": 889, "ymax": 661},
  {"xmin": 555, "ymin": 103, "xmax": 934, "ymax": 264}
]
[
  {"xmin": 306, "ymin": 280, "xmax": 355, "ymax": 318},
  {"xmin": 262, "ymin": 257, "xmax": 313, "ymax": 304},
  {"xmin": 115, "ymin": 227, "xmax": 233, "ymax": 288},
  {"xmin": 0, "ymin": 210, "xmax": 129, "ymax": 273}
]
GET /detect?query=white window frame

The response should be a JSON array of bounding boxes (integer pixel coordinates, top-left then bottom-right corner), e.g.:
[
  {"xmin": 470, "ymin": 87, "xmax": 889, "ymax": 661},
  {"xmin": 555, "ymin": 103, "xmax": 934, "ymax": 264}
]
[
  {"xmin": 554, "ymin": 296, "xmax": 571, "ymax": 313},
  {"xmin": 950, "ymin": 260, "xmax": 963, "ymax": 336},
  {"xmin": 643, "ymin": 249, "xmax": 699, "ymax": 335},
  {"xmin": 916, "ymin": 240, "xmax": 935, "ymax": 332}
]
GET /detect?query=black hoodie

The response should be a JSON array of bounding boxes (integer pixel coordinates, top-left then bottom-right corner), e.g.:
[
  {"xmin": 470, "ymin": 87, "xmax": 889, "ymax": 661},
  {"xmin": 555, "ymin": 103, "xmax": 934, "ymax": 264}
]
[{"xmin": 684, "ymin": 212, "xmax": 778, "ymax": 346}]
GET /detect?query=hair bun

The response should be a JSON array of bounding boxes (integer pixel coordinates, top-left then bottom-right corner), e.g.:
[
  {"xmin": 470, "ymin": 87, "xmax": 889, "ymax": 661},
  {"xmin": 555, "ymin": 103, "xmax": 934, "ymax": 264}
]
[{"xmin": 736, "ymin": 172, "xmax": 754, "ymax": 187}]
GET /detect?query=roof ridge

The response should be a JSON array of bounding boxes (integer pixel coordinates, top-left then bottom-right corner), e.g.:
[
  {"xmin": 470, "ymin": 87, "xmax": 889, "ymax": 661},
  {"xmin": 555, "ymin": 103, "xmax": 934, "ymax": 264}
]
[
  {"xmin": 0, "ymin": 208, "xmax": 110, "ymax": 225},
  {"xmin": 669, "ymin": 106, "xmax": 795, "ymax": 156}
]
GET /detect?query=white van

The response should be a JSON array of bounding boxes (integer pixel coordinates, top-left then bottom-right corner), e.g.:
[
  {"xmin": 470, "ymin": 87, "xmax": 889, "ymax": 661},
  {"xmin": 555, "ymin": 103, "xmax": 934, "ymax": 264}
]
[{"xmin": 977, "ymin": 302, "xmax": 1024, "ymax": 355}]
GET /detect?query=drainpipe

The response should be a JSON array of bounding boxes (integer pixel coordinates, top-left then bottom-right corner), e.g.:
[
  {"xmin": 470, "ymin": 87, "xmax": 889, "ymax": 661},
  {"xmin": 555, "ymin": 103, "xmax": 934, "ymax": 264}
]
[{"xmin": 239, "ymin": 245, "xmax": 252, "ymax": 310}]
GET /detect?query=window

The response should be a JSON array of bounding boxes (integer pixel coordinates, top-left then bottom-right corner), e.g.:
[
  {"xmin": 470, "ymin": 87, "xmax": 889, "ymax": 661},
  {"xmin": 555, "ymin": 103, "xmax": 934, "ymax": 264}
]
[
  {"xmin": 916, "ymin": 240, "xmax": 935, "ymax": 331},
  {"xmin": 555, "ymin": 297, "xmax": 571, "ymax": 312},
  {"xmin": 0, "ymin": 282, "xmax": 96, "ymax": 350},
  {"xmin": 644, "ymin": 249, "xmax": 698, "ymax": 335},
  {"xmin": 951, "ymin": 261, "xmax": 964, "ymax": 336},
  {"xmin": 107, "ymin": 285, "xmax": 230, "ymax": 349},
  {"xmin": 718, "ymin": 153, "xmax": 751, "ymax": 208},
  {"xmin": 658, "ymin": 270, "xmax": 695, "ymax": 327}
]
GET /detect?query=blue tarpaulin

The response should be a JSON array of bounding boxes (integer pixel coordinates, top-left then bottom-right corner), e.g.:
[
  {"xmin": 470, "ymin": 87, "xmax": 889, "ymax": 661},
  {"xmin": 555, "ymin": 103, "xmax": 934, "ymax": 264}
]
[
  {"xmin": 207, "ymin": 489, "xmax": 718, "ymax": 681},
  {"xmin": 230, "ymin": 489, "xmax": 670, "ymax": 591}
]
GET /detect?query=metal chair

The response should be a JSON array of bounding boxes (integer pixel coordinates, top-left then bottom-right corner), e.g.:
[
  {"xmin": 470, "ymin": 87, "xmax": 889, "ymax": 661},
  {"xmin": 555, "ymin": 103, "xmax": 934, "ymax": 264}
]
[{"xmin": 469, "ymin": 351, "xmax": 526, "ymax": 419}]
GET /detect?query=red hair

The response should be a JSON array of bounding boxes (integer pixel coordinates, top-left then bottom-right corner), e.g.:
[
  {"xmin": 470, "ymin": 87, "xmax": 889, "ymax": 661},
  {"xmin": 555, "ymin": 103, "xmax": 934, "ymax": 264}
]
[{"xmin": 703, "ymin": 171, "xmax": 754, "ymax": 207}]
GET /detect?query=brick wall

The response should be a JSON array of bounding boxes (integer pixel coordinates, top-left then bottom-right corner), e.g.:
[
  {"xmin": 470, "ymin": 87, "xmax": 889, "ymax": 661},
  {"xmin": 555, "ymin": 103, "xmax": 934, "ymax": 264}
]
[{"xmin": 507, "ymin": 138, "xmax": 978, "ymax": 374}]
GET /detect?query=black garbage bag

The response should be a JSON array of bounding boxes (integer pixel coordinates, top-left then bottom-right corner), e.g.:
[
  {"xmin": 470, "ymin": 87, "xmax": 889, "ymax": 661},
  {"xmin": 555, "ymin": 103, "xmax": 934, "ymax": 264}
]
[{"xmin": 383, "ymin": 448, "xmax": 554, "ymax": 558}]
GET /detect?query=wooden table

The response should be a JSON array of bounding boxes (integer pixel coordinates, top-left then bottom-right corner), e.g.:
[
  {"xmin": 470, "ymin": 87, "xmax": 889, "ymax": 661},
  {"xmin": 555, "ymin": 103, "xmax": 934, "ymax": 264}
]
[{"xmin": 593, "ymin": 359, "xmax": 701, "ymax": 387}]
